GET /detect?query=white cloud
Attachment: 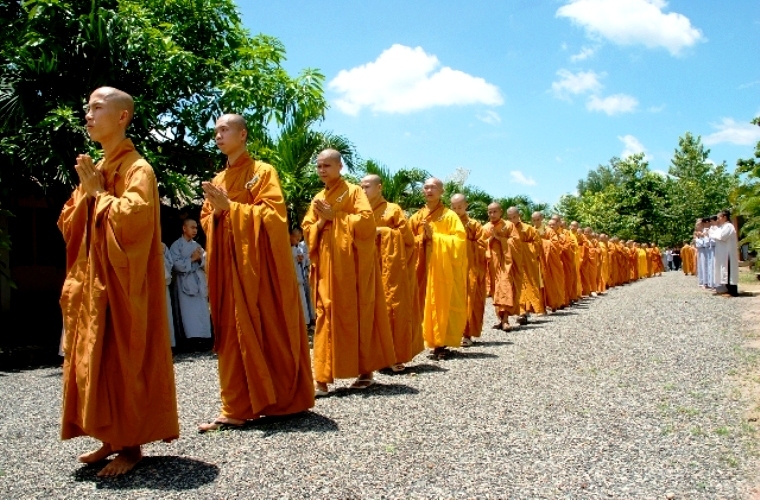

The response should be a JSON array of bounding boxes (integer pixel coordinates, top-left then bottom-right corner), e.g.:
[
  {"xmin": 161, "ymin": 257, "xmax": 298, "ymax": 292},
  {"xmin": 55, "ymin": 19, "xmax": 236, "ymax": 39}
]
[
  {"xmin": 510, "ymin": 170, "xmax": 537, "ymax": 186},
  {"xmin": 587, "ymin": 94, "xmax": 639, "ymax": 115},
  {"xmin": 477, "ymin": 110, "xmax": 501, "ymax": 125},
  {"xmin": 570, "ymin": 46, "xmax": 597, "ymax": 62},
  {"xmin": 704, "ymin": 118, "xmax": 760, "ymax": 146},
  {"xmin": 618, "ymin": 134, "xmax": 647, "ymax": 158},
  {"xmin": 329, "ymin": 44, "xmax": 503, "ymax": 115},
  {"xmin": 738, "ymin": 80, "xmax": 760, "ymax": 90},
  {"xmin": 556, "ymin": 0, "xmax": 705, "ymax": 56},
  {"xmin": 551, "ymin": 69, "xmax": 604, "ymax": 99},
  {"xmin": 648, "ymin": 104, "xmax": 666, "ymax": 113}
]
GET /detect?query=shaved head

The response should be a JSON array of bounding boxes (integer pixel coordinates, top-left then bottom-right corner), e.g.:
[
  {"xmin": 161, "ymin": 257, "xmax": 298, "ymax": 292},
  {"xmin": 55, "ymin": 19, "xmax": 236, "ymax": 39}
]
[
  {"xmin": 219, "ymin": 113, "xmax": 248, "ymax": 132},
  {"xmin": 424, "ymin": 177, "xmax": 443, "ymax": 189},
  {"xmin": 422, "ymin": 177, "xmax": 444, "ymax": 206},
  {"xmin": 506, "ymin": 206, "xmax": 521, "ymax": 225},
  {"xmin": 361, "ymin": 174, "xmax": 382, "ymax": 186},
  {"xmin": 360, "ymin": 174, "xmax": 383, "ymax": 202},
  {"xmin": 450, "ymin": 193, "xmax": 468, "ymax": 218},
  {"xmin": 450, "ymin": 193, "xmax": 466, "ymax": 205},
  {"xmin": 487, "ymin": 202, "xmax": 503, "ymax": 223},
  {"xmin": 318, "ymin": 149, "xmax": 343, "ymax": 163},
  {"xmin": 96, "ymin": 87, "xmax": 134, "ymax": 125}
]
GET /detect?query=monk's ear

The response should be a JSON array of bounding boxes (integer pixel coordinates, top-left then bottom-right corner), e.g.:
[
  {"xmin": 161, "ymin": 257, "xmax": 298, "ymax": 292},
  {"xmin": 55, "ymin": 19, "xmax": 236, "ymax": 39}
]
[{"xmin": 240, "ymin": 128, "xmax": 248, "ymax": 143}]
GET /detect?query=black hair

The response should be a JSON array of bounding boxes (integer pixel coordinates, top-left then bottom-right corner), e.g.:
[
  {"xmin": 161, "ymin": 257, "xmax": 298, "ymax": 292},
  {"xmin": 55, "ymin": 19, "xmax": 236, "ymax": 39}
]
[
  {"xmin": 710, "ymin": 215, "xmax": 718, "ymax": 222},
  {"xmin": 718, "ymin": 209, "xmax": 730, "ymax": 219}
]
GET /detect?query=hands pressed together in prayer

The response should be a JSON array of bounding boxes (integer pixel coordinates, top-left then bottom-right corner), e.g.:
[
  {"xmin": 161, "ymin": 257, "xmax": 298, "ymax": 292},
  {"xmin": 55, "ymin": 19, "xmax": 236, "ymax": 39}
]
[
  {"xmin": 74, "ymin": 154, "xmax": 105, "ymax": 198},
  {"xmin": 202, "ymin": 182, "xmax": 231, "ymax": 214},
  {"xmin": 313, "ymin": 199, "xmax": 335, "ymax": 230},
  {"xmin": 422, "ymin": 221, "xmax": 434, "ymax": 241},
  {"xmin": 190, "ymin": 247, "xmax": 202, "ymax": 263}
]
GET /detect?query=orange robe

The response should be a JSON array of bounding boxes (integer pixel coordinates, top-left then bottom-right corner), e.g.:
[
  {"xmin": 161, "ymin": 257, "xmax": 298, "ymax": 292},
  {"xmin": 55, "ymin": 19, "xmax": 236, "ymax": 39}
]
[
  {"xmin": 578, "ymin": 234, "xmax": 597, "ymax": 296},
  {"xmin": 58, "ymin": 138, "xmax": 179, "ymax": 449},
  {"xmin": 461, "ymin": 215, "xmax": 487, "ymax": 338},
  {"xmin": 557, "ymin": 229, "xmax": 578, "ymax": 303},
  {"xmin": 409, "ymin": 204, "xmax": 468, "ymax": 348},
  {"xmin": 681, "ymin": 245, "xmax": 693, "ymax": 275},
  {"xmin": 484, "ymin": 219, "xmax": 522, "ymax": 319},
  {"xmin": 515, "ymin": 222, "xmax": 546, "ymax": 314},
  {"xmin": 607, "ymin": 242, "xmax": 619, "ymax": 287},
  {"xmin": 541, "ymin": 227, "xmax": 567, "ymax": 310},
  {"xmin": 569, "ymin": 231, "xmax": 583, "ymax": 298},
  {"xmin": 372, "ymin": 197, "xmax": 424, "ymax": 364},
  {"xmin": 303, "ymin": 179, "xmax": 396, "ymax": 383},
  {"xmin": 201, "ymin": 153, "xmax": 314, "ymax": 419}
]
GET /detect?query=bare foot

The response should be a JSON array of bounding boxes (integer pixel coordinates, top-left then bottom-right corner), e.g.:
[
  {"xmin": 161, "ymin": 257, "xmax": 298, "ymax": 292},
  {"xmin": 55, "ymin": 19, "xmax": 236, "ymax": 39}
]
[
  {"xmin": 79, "ymin": 443, "xmax": 114, "ymax": 464},
  {"xmin": 198, "ymin": 416, "xmax": 246, "ymax": 432},
  {"xmin": 97, "ymin": 446, "xmax": 142, "ymax": 477}
]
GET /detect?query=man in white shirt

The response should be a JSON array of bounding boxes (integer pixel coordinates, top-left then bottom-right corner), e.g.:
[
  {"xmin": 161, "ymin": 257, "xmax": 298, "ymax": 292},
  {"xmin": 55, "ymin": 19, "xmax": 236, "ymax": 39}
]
[{"xmin": 708, "ymin": 210, "xmax": 739, "ymax": 297}]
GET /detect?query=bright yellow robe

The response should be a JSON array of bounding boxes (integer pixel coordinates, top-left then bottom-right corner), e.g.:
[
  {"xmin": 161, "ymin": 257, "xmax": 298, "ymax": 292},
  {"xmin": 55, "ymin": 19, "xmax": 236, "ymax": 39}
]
[
  {"xmin": 637, "ymin": 248, "xmax": 648, "ymax": 278},
  {"xmin": 409, "ymin": 204, "xmax": 468, "ymax": 348}
]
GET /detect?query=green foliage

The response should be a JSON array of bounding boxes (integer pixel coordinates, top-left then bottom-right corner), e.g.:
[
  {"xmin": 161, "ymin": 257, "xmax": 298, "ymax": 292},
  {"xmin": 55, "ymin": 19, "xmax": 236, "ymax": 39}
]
[
  {"xmin": 361, "ymin": 159, "xmax": 428, "ymax": 213},
  {"xmin": 557, "ymin": 134, "xmax": 736, "ymax": 246},
  {"xmin": 734, "ymin": 117, "xmax": 760, "ymax": 251},
  {"xmin": 0, "ymin": 0, "xmax": 327, "ymax": 207}
]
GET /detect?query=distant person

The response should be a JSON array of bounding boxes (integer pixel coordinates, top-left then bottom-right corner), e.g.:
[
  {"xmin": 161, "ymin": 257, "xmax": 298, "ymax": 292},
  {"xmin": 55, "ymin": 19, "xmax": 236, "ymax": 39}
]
[
  {"xmin": 290, "ymin": 227, "xmax": 315, "ymax": 327},
  {"xmin": 665, "ymin": 248, "xmax": 673, "ymax": 272},
  {"xmin": 708, "ymin": 210, "xmax": 739, "ymax": 297},
  {"xmin": 162, "ymin": 242, "xmax": 176, "ymax": 347},
  {"xmin": 170, "ymin": 219, "xmax": 212, "ymax": 343}
]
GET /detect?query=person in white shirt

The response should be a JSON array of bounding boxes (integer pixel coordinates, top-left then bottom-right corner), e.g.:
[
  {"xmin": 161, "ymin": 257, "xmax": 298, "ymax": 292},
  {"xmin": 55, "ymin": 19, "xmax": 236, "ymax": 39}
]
[{"xmin": 708, "ymin": 210, "xmax": 739, "ymax": 297}]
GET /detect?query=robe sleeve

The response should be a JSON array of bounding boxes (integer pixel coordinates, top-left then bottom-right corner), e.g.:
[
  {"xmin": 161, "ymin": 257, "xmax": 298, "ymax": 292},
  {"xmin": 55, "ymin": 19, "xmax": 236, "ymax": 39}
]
[{"xmin": 171, "ymin": 241, "xmax": 200, "ymax": 274}]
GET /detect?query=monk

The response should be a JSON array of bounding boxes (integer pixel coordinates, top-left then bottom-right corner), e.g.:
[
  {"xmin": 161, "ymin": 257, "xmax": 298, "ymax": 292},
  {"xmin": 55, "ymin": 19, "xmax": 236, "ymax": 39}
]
[
  {"xmin": 553, "ymin": 216, "xmax": 578, "ymax": 304},
  {"xmin": 361, "ymin": 174, "xmax": 423, "ymax": 371},
  {"xmin": 507, "ymin": 207, "xmax": 545, "ymax": 321},
  {"xmin": 536, "ymin": 215, "xmax": 567, "ymax": 311},
  {"xmin": 484, "ymin": 203, "xmax": 521, "ymax": 331},
  {"xmin": 580, "ymin": 227, "xmax": 599, "ymax": 297},
  {"xmin": 450, "ymin": 193, "xmax": 487, "ymax": 346},
  {"xmin": 58, "ymin": 87, "xmax": 178, "ymax": 476},
  {"xmin": 198, "ymin": 114, "xmax": 314, "ymax": 430},
  {"xmin": 568, "ymin": 221, "xmax": 583, "ymax": 299},
  {"xmin": 303, "ymin": 150, "xmax": 396, "ymax": 395},
  {"xmin": 637, "ymin": 243, "xmax": 648, "ymax": 279},
  {"xmin": 409, "ymin": 178, "xmax": 468, "ymax": 359},
  {"xmin": 682, "ymin": 241, "xmax": 694, "ymax": 275}
]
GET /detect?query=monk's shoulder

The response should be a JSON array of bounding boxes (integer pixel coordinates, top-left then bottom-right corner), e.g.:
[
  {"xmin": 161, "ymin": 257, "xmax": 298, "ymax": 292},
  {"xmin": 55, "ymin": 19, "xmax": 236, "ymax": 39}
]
[
  {"xmin": 253, "ymin": 160, "xmax": 277, "ymax": 178},
  {"xmin": 125, "ymin": 152, "xmax": 156, "ymax": 181}
]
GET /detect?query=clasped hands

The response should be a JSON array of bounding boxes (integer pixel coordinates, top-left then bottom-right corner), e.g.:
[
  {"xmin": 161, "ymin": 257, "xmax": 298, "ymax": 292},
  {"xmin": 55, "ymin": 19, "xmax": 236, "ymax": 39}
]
[
  {"xmin": 313, "ymin": 199, "xmax": 335, "ymax": 229},
  {"xmin": 202, "ymin": 182, "xmax": 231, "ymax": 212},
  {"xmin": 422, "ymin": 221, "xmax": 433, "ymax": 241},
  {"xmin": 74, "ymin": 154, "xmax": 105, "ymax": 198}
]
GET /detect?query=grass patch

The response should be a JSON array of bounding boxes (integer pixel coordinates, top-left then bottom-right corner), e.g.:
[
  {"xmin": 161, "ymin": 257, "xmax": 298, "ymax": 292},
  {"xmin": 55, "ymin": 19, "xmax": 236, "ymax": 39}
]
[
  {"xmin": 714, "ymin": 426, "xmax": 731, "ymax": 436},
  {"xmin": 720, "ymin": 454, "xmax": 739, "ymax": 468},
  {"xmin": 677, "ymin": 406, "xmax": 700, "ymax": 417},
  {"xmin": 691, "ymin": 426, "xmax": 706, "ymax": 436}
]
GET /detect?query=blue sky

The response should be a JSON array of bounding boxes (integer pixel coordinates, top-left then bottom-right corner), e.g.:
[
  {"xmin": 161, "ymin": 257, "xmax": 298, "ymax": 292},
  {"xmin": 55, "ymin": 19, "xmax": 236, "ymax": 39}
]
[{"xmin": 239, "ymin": 1, "xmax": 760, "ymax": 205}]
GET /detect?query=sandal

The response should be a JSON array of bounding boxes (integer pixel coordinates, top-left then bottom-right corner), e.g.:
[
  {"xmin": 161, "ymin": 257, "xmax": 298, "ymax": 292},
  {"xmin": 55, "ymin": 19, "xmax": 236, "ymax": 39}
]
[
  {"xmin": 349, "ymin": 378, "xmax": 376, "ymax": 389},
  {"xmin": 198, "ymin": 418, "xmax": 245, "ymax": 433},
  {"xmin": 460, "ymin": 337, "xmax": 474, "ymax": 347}
]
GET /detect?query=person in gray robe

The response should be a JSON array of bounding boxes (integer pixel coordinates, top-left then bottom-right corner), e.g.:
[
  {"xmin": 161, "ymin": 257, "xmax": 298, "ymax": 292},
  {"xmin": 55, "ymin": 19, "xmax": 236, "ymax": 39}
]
[
  {"xmin": 162, "ymin": 242, "xmax": 176, "ymax": 347},
  {"xmin": 290, "ymin": 227, "xmax": 315, "ymax": 327},
  {"xmin": 170, "ymin": 219, "xmax": 212, "ymax": 340}
]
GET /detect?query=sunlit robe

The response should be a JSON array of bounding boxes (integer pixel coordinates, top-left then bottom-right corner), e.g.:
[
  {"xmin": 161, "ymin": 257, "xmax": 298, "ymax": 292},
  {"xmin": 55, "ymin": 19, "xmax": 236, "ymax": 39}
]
[
  {"xmin": 568, "ymin": 230, "xmax": 583, "ymax": 298},
  {"xmin": 483, "ymin": 219, "xmax": 522, "ymax": 319},
  {"xmin": 514, "ymin": 222, "xmax": 545, "ymax": 314},
  {"xmin": 372, "ymin": 197, "xmax": 424, "ymax": 364},
  {"xmin": 557, "ymin": 229, "xmax": 578, "ymax": 303},
  {"xmin": 303, "ymin": 179, "xmax": 396, "ymax": 383},
  {"xmin": 59, "ymin": 138, "xmax": 179, "ymax": 449},
  {"xmin": 202, "ymin": 153, "xmax": 314, "ymax": 418},
  {"xmin": 637, "ymin": 248, "xmax": 648, "ymax": 278},
  {"xmin": 541, "ymin": 227, "xmax": 567, "ymax": 310},
  {"xmin": 409, "ymin": 204, "xmax": 468, "ymax": 348},
  {"xmin": 460, "ymin": 215, "xmax": 487, "ymax": 337}
]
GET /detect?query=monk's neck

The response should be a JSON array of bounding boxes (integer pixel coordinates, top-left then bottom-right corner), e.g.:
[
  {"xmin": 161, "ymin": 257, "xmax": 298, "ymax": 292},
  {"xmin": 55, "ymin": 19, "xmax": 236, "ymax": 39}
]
[
  {"xmin": 324, "ymin": 177, "xmax": 343, "ymax": 191},
  {"xmin": 182, "ymin": 234, "xmax": 193, "ymax": 242},
  {"xmin": 425, "ymin": 200, "xmax": 442, "ymax": 212},
  {"xmin": 368, "ymin": 194, "xmax": 383, "ymax": 208},
  {"xmin": 99, "ymin": 133, "xmax": 128, "ymax": 160},
  {"xmin": 225, "ymin": 146, "xmax": 248, "ymax": 167}
]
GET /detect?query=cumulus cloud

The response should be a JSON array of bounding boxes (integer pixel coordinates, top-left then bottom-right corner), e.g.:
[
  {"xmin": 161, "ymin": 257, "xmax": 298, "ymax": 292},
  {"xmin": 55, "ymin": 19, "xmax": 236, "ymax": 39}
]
[
  {"xmin": 551, "ymin": 69, "xmax": 604, "ymax": 99},
  {"xmin": 587, "ymin": 94, "xmax": 639, "ymax": 115},
  {"xmin": 510, "ymin": 170, "xmax": 537, "ymax": 186},
  {"xmin": 618, "ymin": 134, "xmax": 649, "ymax": 159},
  {"xmin": 477, "ymin": 110, "xmax": 502, "ymax": 125},
  {"xmin": 570, "ymin": 46, "xmax": 597, "ymax": 62},
  {"xmin": 329, "ymin": 44, "xmax": 503, "ymax": 115},
  {"xmin": 704, "ymin": 118, "xmax": 760, "ymax": 146},
  {"xmin": 556, "ymin": 0, "xmax": 705, "ymax": 56}
]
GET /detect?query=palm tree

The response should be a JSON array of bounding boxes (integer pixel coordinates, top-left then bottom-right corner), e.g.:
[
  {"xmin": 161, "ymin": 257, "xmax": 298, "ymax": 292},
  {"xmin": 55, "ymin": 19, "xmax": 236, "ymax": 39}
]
[{"xmin": 361, "ymin": 159, "xmax": 428, "ymax": 213}]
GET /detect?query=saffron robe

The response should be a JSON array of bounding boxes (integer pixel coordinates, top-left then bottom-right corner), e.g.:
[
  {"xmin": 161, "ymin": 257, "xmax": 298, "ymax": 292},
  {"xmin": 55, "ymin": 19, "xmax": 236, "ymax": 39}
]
[
  {"xmin": 515, "ymin": 222, "xmax": 545, "ymax": 315},
  {"xmin": 637, "ymin": 248, "xmax": 648, "ymax": 278},
  {"xmin": 409, "ymin": 204, "xmax": 468, "ymax": 348},
  {"xmin": 484, "ymin": 219, "xmax": 522, "ymax": 318},
  {"xmin": 58, "ymin": 138, "xmax": 179, "ymax": 449},
  {"xmin": 372, "ymin": 197, "xmax": 424, "ymax": 364},
  {"xmin": 303, "ymin": 179, "xmax": 396, "ymax": 383},
  {"xmin": 557, "ymin": 229, "xmax": 578, "ymax": 303},
  {"xmin": 460, "ymin": 215, "xmax": 487, "ymax": 338},
  {"xmin": 202, "ymin": 153, "xmax": 314, "ymax": 418},
  {"xmin": 541, "ymin": 227, "xmax": 567, "ymax": 310}
]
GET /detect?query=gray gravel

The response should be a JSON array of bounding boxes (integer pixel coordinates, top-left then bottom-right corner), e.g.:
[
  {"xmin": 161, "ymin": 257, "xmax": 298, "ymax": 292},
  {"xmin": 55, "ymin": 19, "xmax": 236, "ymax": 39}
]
[{"xmin": 0, "ymin": 272, "xmax": 757, "ymax": 499}]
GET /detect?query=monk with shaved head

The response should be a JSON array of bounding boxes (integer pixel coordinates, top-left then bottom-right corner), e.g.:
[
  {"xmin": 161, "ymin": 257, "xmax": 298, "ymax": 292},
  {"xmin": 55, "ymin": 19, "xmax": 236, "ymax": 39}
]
[
  {"xmin": 450, "ymin": 193, "xmax": 487, "ymax": 346},
  {"xmin": 303, "ymin": 150, "xmax": 396, "ymax": 395},
  {"xmin": 483, "ymin": 202, "xmax": 521, "ymax": 331},
  {"xmin": 507, "ymin": 207, "xmax": 545, "ymax": 322},
  {"xmin": 409, "ymin": 178, "xmax": 468, "ymax": 359},
  {"xmin": 534, "ymin": 214, "xmax": 567, "ymax": 311},
  {"xmin": 58, "ymin": 87, "xmax": 179, "ymax": 476},
  {"xmin": 199, "ymin": 113, "xmax": 314, "ymax": 430},
  {"xmin": 361, "ymin": 174, "xmax": 422, "ymax": 372},
  {"xmin": 552, "ymin": 216, "xmax": 577, "ymax": 305}
]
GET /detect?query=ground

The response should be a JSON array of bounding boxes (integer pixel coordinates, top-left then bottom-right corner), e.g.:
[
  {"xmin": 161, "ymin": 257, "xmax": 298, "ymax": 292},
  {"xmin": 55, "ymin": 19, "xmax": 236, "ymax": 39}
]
[{"xmin": 0, "ymin": 271, "xmax": 758, "ymax": 499}]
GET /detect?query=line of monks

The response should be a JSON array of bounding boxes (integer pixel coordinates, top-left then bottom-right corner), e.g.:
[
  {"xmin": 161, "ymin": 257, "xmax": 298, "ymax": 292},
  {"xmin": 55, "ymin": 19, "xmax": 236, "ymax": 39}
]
[{"xmin": 57, "ymin": 87, "xmax": 665, "ymax": 477}]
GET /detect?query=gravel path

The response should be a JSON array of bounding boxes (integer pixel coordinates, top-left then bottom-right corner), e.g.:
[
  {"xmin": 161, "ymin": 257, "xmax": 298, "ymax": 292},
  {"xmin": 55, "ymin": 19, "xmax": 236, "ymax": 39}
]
[{"xmin": 1, "ymin": 272, "xmax": 757, "ymax": 499}]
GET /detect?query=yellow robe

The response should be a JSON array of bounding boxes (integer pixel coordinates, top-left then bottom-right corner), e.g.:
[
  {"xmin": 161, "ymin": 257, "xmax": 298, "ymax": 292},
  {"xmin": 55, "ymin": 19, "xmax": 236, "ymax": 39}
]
[
  {"xmin": 303, "ymin": 179, "xmax": 396, "ymax": 383},
  {"xmin": 409, "ymin": 204, "xmax": 468, "ymax": 348},
  {"xmin": 637, "ymin": 248, "xmax": 648, "ymax": 278},
  {"xmin": 372, "ymin": 197, "xmax": 424, "ymax": 364},
  {"xmin": 59, "ymin": 138, "xmax": 179, "ymax": 449}
]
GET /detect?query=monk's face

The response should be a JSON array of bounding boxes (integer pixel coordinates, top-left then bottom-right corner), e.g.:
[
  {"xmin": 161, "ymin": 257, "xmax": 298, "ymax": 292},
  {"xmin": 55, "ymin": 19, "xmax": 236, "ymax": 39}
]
[
  {"xmin": 360, "ymin": 178, "xmax": 382, "ymax": 202},
  {"xmin": 531, "ymin": 214, "xmax": 543, "ymax": 227},
  {"xmin": 547, "ymin": 220, "xmax": 557, "ymax": 230},
  {"xmin": 182, "ymin": 220, "xmax": 198, "ymax": 240},
  {"xmin": 215, "ymin": 116, "xmax": 247, "ymax": 156},
  {"xmin": 290, "ymin": 230, "xmax": 302, "ymax": 246},
  {"xmin": 316, "ymin": 153, "xmax": 342, "ymax": 185},
  {"xmin": 487, "ymin": 205, "xmax": 502, "ymax": 223},
  {"xmin": 85, "ymin": 89, "xmax": 129, "ymax": 143},
  {"xmin": 422, "ymin": 180, "xmax": 443, "ymax": 204},
  {"xmin": 450, "ymin": 199, "xmax": 468, "ymax": 217},
  {"xmin": 570, "ymin": 221, "xmax": 579, "ymax": 232},
  {"xmin": 506, "ymin": 210, "xmax": 520, "ymax": 225}
]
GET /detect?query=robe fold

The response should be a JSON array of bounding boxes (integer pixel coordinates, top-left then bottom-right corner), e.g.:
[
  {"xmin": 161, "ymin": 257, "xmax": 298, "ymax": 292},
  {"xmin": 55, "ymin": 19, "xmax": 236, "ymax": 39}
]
[
  {"xmin": 409, "ymin": 204, "xmax": 468, "ymax": 348},
  {"xmin": 201, "ymin": 153, "xmax": 314, "ymax": 419},
  {"xmin": 557, "ymin": 229, "xmax": 578, "ymax": 303},
  {"xmin": 460, "ymin": 215, "xmax": 487, "ymax": 338},
  {"xmin": 484, "ymin": 219, "xmax": 522, "ymax": 318},
  {"xmin": 515, "ymin": 222, "xmax": 546, "ymax": 315},
  {"xmin": 58, "ymin": 138, "xmax": 179, "ymax": 449},
  {"xmin": 568, "ymin": 231, "xmax": 583, "ymax": 298},
  {"xmin": 372, "ymin": 197, "xmax": 424, "ymax": 364},
  {"xmin": 303, "ymin": 179, "xmax": 396, "ymax": 383}
]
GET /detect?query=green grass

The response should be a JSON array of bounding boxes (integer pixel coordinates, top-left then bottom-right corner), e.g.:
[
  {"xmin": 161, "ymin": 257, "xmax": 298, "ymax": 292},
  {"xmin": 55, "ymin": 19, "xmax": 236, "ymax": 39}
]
[{"xmin": 714, "ymin": 426, "xmax": 731, "ymax": 436}]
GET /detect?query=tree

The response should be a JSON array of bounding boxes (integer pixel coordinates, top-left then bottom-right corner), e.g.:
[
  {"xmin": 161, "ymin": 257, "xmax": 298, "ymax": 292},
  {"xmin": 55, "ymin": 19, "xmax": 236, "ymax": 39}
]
[
  {"xmin": 361, "ymin": 159, "xmax": 428, "ymax": 213},
  {"xmin": 734, "ymin": 117, "xmax": 760, "ymax": 251}
]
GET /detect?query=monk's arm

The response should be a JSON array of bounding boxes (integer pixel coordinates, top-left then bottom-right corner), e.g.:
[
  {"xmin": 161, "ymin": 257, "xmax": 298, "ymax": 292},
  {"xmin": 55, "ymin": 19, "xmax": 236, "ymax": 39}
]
[
  {"xmin": 301, "ymin": 203, "xmax": 321, "ymax": 263},
  {"xmin": 57, "ymin": 186, "xmax": 88, "ymax": 243},
  {"xmin": 347, "ymin": 190, "xmax": 376, "ymax": 241},
  {"xmin": 170, "ymin": 242, "xmax": 199, "ymax": 273},
  {"xmin": 94, "ymin": 163, "xmax": 156, "ymax": 245}
]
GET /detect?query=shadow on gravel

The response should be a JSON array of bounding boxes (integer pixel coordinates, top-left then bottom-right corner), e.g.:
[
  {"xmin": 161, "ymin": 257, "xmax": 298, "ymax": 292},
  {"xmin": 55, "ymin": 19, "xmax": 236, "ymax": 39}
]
[
  {"xmin": 248, "ymin": 411, "xmax": 339, "ymax": 435},
  {"xmin": 447, "ymin": 351, "xmax": 499, "ymax": 360},
  {"xmin": 473, "ymin": 340, "xmax": 513, "ymax": 347},
  {"xmin": 73, "ymin": 456, "xmax": 219, "ymax": 490},
  {"xmin": 379, "ymin": 363, "xmax": 449, "ymax": 376},
  {"xmin": 330, "ymin": 382, "xmax": 420, "ymax": 399},
  {"xmin": 172, "ymin": 351, "xmax": 216, "ymax": 364}
]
